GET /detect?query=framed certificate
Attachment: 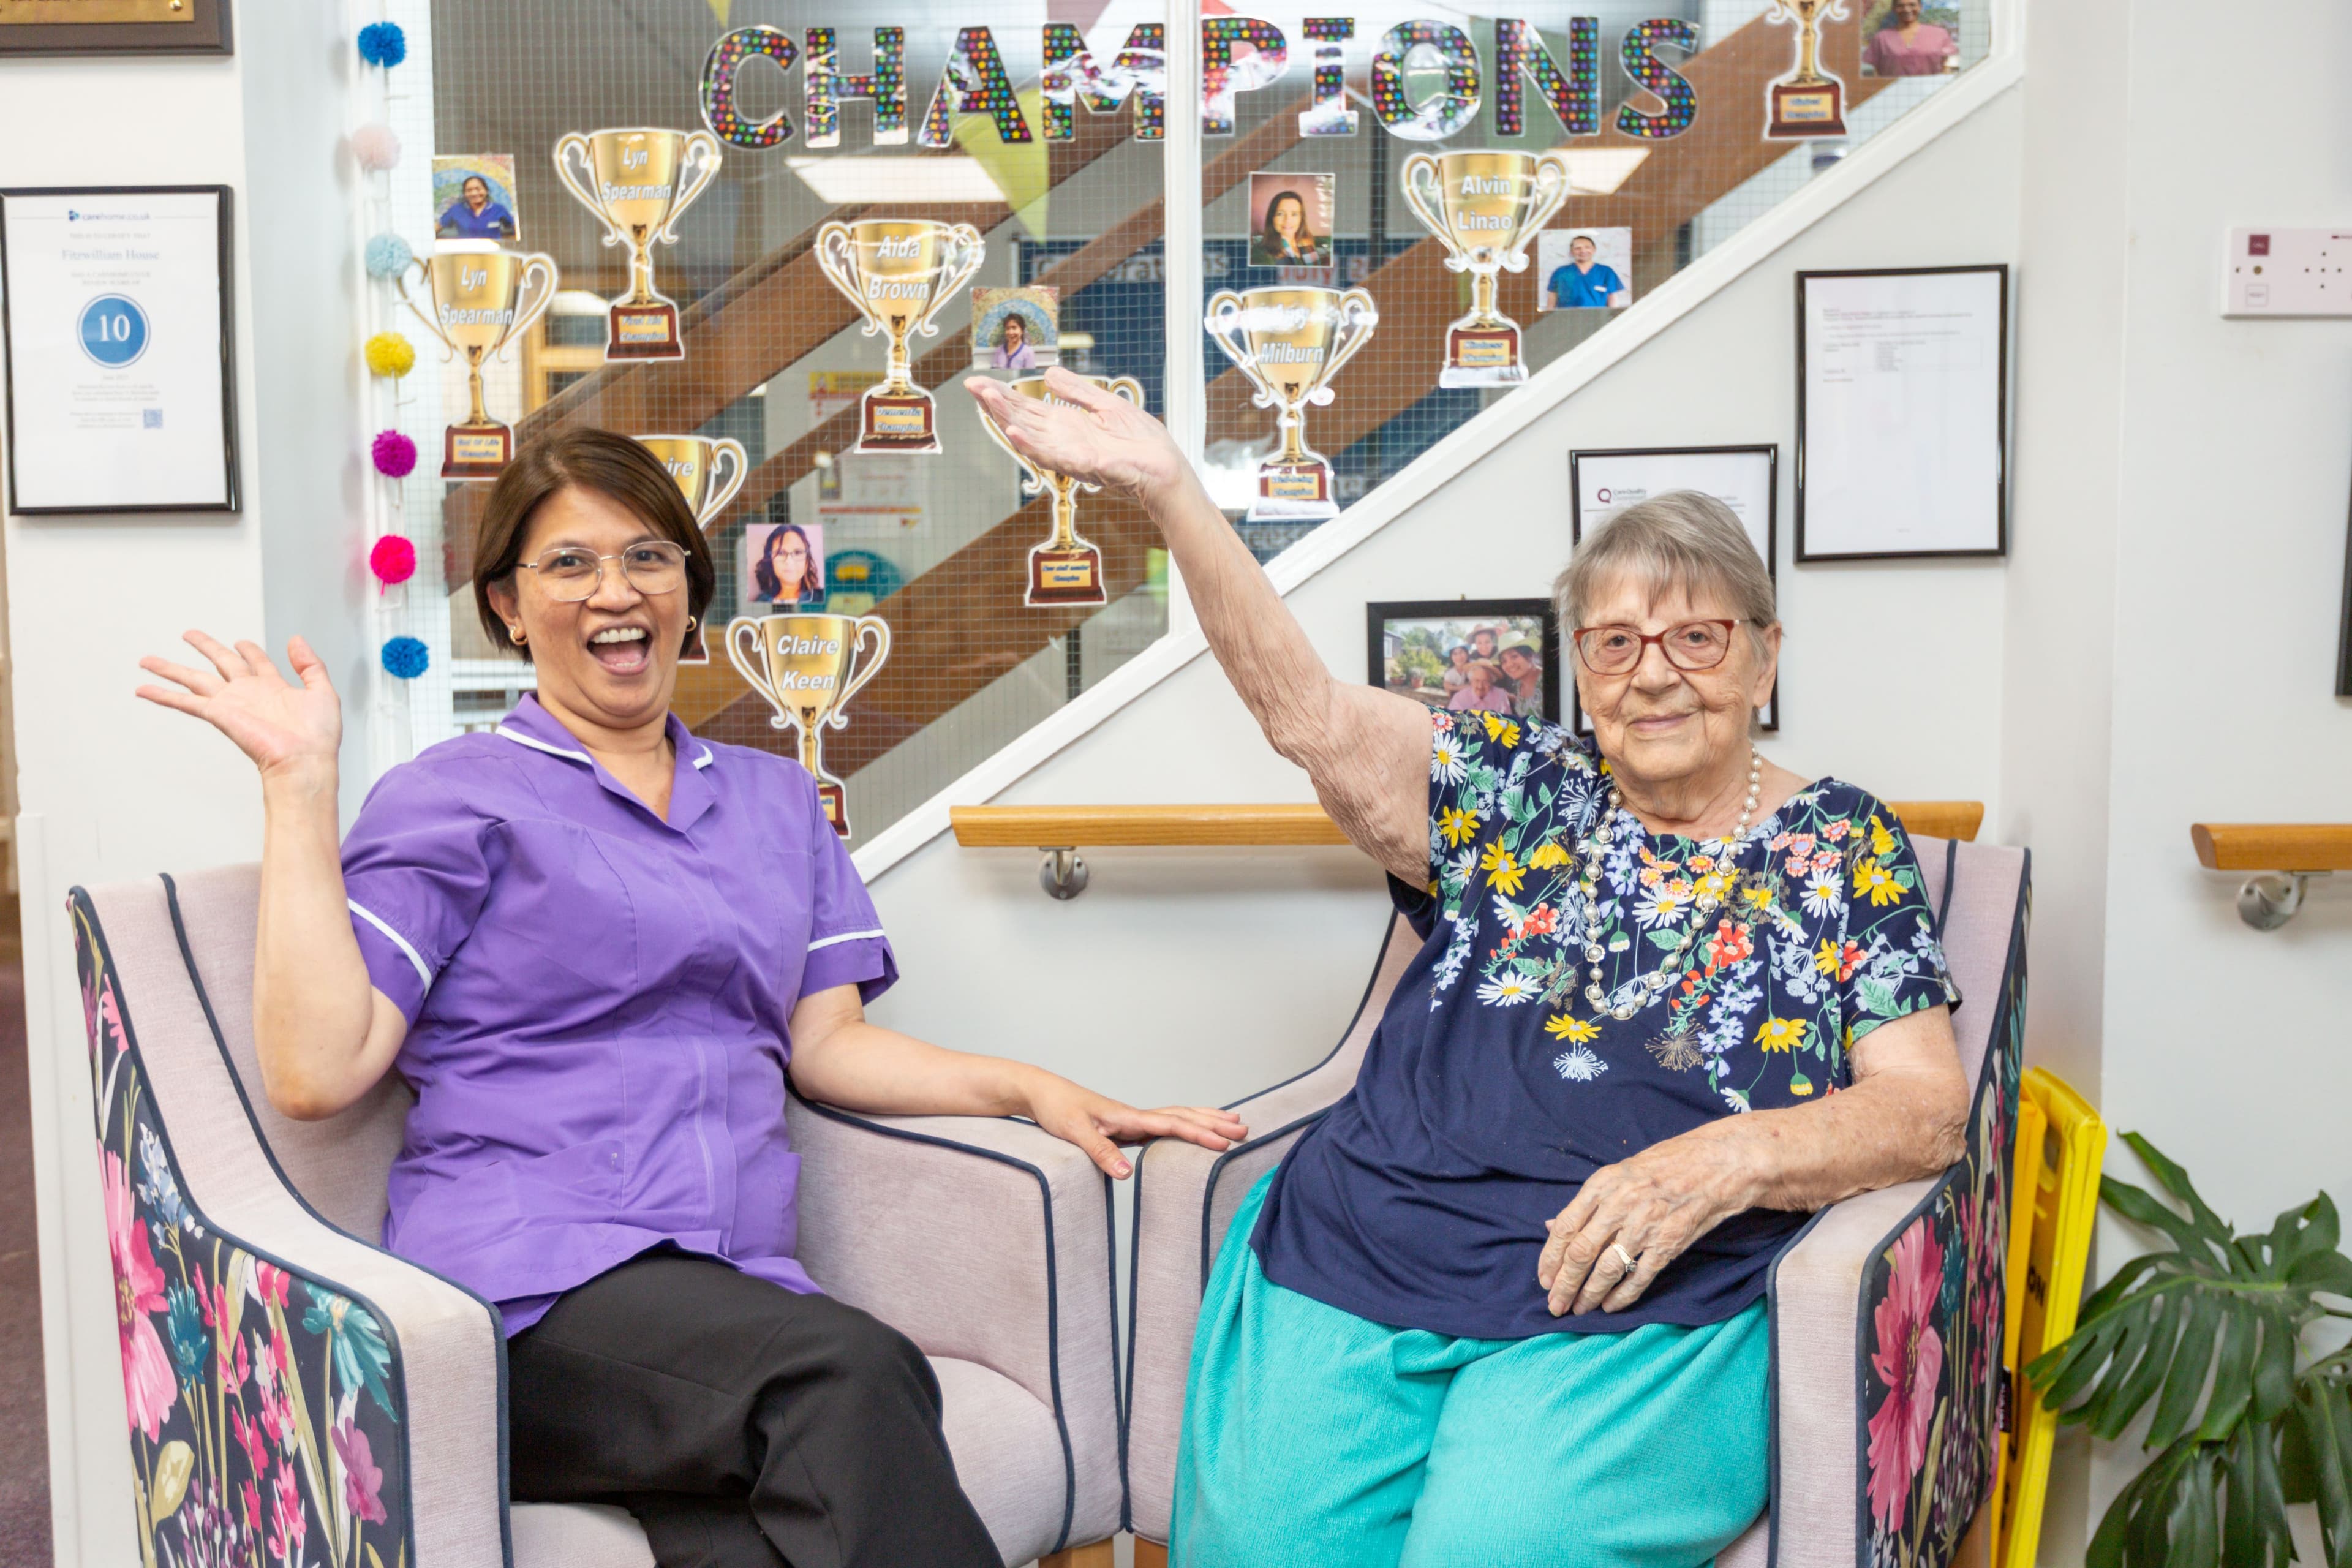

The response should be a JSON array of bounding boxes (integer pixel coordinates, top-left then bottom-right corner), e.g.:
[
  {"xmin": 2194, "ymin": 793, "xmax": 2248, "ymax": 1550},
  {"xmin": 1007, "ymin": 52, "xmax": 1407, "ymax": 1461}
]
[
  {"xmin": 1795, "ymin": 265, "xmax": 2008, "ymax": 560},
  {"xmin": 0, "ymin": 0, "xmax": 232, "ymax": 56},
  {"xmin": 1567, "ymin": 444, "xmax": 1779, "ymax": 732},
  {"xmin": 0, "ymin": 186, "xmax": 239, "ymax": 513}
]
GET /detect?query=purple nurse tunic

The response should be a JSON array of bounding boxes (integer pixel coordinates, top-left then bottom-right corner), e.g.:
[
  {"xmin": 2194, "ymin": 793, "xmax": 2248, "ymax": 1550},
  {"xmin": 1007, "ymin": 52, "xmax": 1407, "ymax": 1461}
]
[{"xmin": 339, "ymin": 695, "xmax": 895, "ymax": 1334}]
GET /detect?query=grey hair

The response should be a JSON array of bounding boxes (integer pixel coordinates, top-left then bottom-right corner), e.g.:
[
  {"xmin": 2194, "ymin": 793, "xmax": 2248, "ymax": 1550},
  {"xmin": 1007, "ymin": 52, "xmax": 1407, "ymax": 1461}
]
[{"xmin": 1553, "ymin": 490, "xmax": 1777, "ymax": 635}]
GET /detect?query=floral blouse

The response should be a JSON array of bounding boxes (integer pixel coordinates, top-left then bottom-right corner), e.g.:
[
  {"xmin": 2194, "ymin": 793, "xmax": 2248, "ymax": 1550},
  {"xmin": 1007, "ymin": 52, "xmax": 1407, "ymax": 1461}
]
[{"xmin": 1249, "ymin": 710, "xmax": 1961, "ymax": 1338}]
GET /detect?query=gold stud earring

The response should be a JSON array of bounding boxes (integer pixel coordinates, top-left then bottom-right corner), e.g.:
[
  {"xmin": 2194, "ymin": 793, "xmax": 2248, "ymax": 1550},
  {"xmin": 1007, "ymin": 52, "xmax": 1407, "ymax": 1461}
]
[
  {"xmin": 685, "ymin": 614, "xmax": 698, "ymax": 630},
  {"xmin": 509, "ymin": 625, "xmax": 525, "ymax": 644}
]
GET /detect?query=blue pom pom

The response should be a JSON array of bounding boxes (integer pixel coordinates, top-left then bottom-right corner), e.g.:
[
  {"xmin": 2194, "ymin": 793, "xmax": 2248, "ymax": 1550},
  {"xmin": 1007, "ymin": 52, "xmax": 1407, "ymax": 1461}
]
[
  {"xmin": 363, "ymin": 232, "xmax": 412, "ymax": 281},
  {"xmin": 356, "ymin": 21, "xmax": 407, "ymax": 67},
  {"xmin": 380, "ymin": 636, "xmax": 429, "ymax": 679}
]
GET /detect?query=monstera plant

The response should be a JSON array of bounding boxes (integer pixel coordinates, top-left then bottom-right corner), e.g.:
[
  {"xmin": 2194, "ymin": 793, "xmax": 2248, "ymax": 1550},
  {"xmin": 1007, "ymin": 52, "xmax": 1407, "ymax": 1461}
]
[{"xmin": 2028, "ymin": 1133, "xmax": 2352, "ymax": 1567}]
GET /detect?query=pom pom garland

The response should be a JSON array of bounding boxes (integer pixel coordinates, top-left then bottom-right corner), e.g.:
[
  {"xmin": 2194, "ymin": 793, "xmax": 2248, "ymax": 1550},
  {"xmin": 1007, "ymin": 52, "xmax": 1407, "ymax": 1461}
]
[
  {"xmin": 371, "ymin": 430, "xmax": 417, "ymax": 477},
  {"xmin": 363, "ymin": 232, "xmax": 413, "ymax": 281},
  {"xmin": 364, "ymin": 332, "xmax": 415, "ymax": 378},
  {"xmin": 356, "ymin": 21, "xmax": 407, "ymax": 67},
  {"xmin": 370, "ymin": 535, "xmax": 419, "ymax": 587},
  {"xmin": 380, "ymin": 636, "xmax": 431, "ymax": 680},
  {"xmin": 352, "ymin": 123, "xmax": 402, "ymax": 173},
  {"xmin": 370, "ymin": 429, "xmax": 417, "ymax": 477}
]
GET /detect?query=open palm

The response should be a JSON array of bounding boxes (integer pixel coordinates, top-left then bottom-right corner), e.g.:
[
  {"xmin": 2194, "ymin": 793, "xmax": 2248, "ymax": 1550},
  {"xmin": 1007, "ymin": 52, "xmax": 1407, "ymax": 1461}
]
[
  {"xmin": 137, "ymin": 632, "xmax": 343, "ymax": 778},
  {"xmin": 963, "ymin": 368, "xmax": 1185, "ymax": 499}
]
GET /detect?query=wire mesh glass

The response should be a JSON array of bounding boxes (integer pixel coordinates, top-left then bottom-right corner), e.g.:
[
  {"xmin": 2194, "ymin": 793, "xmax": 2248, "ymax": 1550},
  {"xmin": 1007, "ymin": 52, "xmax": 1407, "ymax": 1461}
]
[
  {"xmin": 1193, "ymin": 0, "xmax": 1993, "ymax": 561},
  {"xmin": 404, "ymin": 1, "xmax": 1172, "ymax": 848}
]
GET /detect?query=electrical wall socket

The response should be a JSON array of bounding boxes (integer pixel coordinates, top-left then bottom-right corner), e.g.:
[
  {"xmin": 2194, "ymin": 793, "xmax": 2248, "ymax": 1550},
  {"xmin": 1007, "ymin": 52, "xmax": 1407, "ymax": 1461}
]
[{"xmin": 2222, "ymin": 227, "xmax": 2352, "ymax": 316}]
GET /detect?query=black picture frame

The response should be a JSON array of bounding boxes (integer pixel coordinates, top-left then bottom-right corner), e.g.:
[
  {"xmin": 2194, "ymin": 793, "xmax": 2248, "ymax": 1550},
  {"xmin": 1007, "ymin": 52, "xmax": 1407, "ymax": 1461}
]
[
  {"xmin": 2338, "ymin": 478, "xmax": 2352, "ymax": 699},
  {"xmin": 1566, "ymin": 443, "xmax": 1781, "ymax": 733},
  {"xmin": 0, "ymin": 184, "xmax": 241, "ymax": 514},
  {"xmin": 1367, "ymin": 598, "xmax": 1561, "ymax": 726},
  {"xmin": 1794, "ymin": 263, "xmax": 2009, "ymax": 561},
  {"xmin": 0, "ymin": 0, "xmax": 233, "ymax": 56}
]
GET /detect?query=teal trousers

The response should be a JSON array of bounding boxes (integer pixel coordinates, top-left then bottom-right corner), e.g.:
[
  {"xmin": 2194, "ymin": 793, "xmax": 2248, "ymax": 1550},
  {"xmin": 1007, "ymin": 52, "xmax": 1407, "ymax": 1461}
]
[{"xmin": 1170, "ymin": 1173, "xmax": 1769, "ymax": 1568}]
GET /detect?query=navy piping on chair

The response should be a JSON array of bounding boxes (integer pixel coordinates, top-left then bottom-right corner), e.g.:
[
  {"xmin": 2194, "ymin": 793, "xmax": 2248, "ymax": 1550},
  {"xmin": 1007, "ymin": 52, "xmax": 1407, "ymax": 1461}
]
[
  {"xmin": 1118, "ymin": 908, "xmax": 1415, "ymax": 1529},
  {"xmin": 788, "ymin": 1094, "xmax": 1087, "ymax": 1556},
  {"xmin": 159, "ymin": 873, "xmax": 523, "ymax": 1568}
]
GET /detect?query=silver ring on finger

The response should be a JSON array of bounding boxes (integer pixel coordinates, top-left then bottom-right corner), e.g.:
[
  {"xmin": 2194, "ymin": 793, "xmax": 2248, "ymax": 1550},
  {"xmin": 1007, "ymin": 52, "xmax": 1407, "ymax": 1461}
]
[{"xmin": 1609, "ymin": 1242, "xmax": 1638, "ymax": 1274}]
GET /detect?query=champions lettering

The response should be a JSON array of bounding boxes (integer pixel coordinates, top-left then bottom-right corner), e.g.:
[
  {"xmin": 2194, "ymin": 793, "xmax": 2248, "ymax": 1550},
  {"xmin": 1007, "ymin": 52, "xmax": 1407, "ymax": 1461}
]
[{"xmin": 699, "ymin": 17, "xmax": 1698, "ymax": 149}]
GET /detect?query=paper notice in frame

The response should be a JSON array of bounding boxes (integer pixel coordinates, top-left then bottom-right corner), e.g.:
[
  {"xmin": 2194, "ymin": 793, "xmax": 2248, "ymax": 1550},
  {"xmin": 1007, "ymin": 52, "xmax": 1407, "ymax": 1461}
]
[
  {"xmin": 0, "ymin": 186, "xmax": 238, "ymax": 512},
  {"xmin": 1567, "ymin": 445, "xmax": 1781, "ymax": 732}
]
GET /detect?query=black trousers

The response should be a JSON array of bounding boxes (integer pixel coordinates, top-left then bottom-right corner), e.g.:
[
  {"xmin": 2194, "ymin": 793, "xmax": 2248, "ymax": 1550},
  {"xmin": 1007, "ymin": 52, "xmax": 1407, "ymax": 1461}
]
[{"xmin": 507, "ymin": 1251, "xmax": 1004, "ymax": 1568}]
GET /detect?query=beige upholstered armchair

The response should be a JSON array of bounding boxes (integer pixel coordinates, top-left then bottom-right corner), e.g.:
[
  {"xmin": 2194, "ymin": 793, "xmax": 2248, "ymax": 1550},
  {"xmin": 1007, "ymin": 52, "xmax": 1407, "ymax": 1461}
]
[
  {"xmin": 73, "ymin": 865, "xmax": 1121, "ymax": 1568},
  {"xmin": 1123, "ymin": 837, "xmax": 2029, "ymax": 1568}
]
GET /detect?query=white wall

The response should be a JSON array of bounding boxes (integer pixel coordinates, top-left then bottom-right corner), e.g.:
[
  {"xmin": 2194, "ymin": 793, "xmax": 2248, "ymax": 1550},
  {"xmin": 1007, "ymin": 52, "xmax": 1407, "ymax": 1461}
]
[
  {"xmin": 867, "ymin": 88, "xmax": 2026, "ymax": 1112},
  {"xmin": 2072, "ymin": 0, "xmax": 2352, "ymax": 1547},
  {"xmin": 2, "ymin": 25, "xmax": 364, "ymax": 1568}
]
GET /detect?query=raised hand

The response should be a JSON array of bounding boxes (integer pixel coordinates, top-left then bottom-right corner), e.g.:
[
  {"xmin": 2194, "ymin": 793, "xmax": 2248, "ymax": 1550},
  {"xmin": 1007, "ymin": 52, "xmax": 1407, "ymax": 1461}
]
[
  {"xmin": 137, "ymin": 632, "xmax": 343, "ymax": 782},
  {"xmin": 963, "ymin": 367, "xmax": 1187, "ymax": 501}
]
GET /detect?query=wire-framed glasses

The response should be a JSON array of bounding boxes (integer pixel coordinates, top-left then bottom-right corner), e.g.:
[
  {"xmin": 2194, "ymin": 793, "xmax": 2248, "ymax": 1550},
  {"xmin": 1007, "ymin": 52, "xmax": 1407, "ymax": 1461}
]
[
  {"xmin": 518, "ymin": 541, "xmax": 689, "ymax": 602},
  {"xmin": 1572, "ymin": 619, "xmax": 1741, "ymax": 676}
]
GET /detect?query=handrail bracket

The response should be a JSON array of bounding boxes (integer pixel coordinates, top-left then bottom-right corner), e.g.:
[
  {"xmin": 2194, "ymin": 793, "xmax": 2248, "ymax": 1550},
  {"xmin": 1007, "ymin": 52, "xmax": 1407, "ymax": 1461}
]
[
  {"xmin": 1039, "ymin": 847, "xmax": 1090, "ymax": 900},
  {"xmin": 2237, "ymin": 871, "xmax": 2329, "ymax": 931}
]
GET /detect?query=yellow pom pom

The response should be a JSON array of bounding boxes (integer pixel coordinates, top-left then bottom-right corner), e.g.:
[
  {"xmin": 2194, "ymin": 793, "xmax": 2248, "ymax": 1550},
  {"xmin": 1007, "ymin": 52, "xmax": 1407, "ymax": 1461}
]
[{"xmin": 364, "ymin": 331, "xmax": 415, "ymax": 379}]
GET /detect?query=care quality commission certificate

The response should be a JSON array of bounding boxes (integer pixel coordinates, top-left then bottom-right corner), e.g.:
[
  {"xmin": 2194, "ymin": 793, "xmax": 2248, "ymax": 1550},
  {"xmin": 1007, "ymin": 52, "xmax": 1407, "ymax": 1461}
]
[{"xmin": 2, "ymin": 187, "xmax": 236, "ymax": 511}]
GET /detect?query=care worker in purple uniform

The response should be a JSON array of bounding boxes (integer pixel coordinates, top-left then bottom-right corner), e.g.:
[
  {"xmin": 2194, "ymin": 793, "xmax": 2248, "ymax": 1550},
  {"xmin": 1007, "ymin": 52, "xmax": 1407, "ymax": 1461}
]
[{"xmin": 135, "ymin": 428, "xmax": 1246, "ymax": 1568}]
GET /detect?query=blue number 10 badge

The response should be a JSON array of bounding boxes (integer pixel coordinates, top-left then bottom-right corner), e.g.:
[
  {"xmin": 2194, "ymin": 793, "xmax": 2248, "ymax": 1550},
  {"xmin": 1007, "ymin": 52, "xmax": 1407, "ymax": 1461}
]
[{"xmin": 78, "ymin": 293, "xmax": 150, "ymax": 368}]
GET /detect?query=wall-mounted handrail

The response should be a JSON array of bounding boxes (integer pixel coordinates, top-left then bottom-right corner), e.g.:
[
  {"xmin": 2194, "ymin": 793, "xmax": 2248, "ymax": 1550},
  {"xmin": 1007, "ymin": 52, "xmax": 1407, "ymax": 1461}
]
[
  {"xmin": 953, "ymin": 801, "xmax": 1985, "ymax": 897},
  {"xmin": 2190, "ymin": 823, "xmax": 2352, "ymax": 929}
]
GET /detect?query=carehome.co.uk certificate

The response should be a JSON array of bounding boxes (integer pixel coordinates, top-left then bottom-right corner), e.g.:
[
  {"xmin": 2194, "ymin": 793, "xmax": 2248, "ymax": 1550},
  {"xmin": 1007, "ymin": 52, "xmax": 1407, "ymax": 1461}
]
[{"xmin": 1, "ymin": 188, "xmax": 236, "ymax": 512}]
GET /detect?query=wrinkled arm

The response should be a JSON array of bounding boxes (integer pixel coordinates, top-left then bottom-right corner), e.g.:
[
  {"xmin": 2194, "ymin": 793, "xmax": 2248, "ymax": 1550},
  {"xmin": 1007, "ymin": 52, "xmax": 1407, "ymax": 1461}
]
[
  {"xmin": 1540, "ymin": 1004, "xmax": 1967, "ymax": 1314},
  {"xmin": 1140, "ymin": 467, "xmax": 1430, "ymax": 882}
]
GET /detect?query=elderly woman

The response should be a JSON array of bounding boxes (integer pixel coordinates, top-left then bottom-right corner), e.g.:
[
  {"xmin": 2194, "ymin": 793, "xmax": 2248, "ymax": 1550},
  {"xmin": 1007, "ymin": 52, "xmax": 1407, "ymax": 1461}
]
[
  {"xmin": 134, "ymin": 428, "xmax": 1245, "ymax": 1568},
  {"xmin": 967, "ymin": 371, "xmax": 1967, "ymax": 1567}
]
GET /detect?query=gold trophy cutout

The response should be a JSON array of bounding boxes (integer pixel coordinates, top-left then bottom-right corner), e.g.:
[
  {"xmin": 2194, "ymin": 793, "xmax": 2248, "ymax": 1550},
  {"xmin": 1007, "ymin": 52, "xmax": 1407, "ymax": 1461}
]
[
  {"xmin": 726, "ymin": 612, "xmax": 891, "ymax": 836},
  {"xmin": 813, "ymin": 218, "xmax": 986, "ymax": 454},
  {"xmin": 1399, "ymin": 151, "xmax": 1570, "ymax": 388},
  {"xmin": 1203, "ymin": 287, "xmax": 1379, "ymax": 521},
  {"xmin": 978, "ymin": 374, "xmax": 1147, "ymax": 607},
  {"xmin": 552, "ymin": 127, "xmax": 723, "ymax": 360},
  {"xmin": 637, "ymin": 435, "xmax": 750, "ymax": 531},
  {"xmin": 638, "ymin": 434, "xmax": 749, "ymax": 666},
  {"xmin": 1765, "ymin": 0, "xmax": 1850, "ymax": 137},
  {"xmin": 398, "ymin": 240, "xmax": 558, "ymax": 480}
]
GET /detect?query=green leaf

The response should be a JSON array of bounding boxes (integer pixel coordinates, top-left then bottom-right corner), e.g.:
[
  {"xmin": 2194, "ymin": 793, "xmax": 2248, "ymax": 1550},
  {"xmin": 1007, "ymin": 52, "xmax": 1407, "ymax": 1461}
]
[
  {"xmin": 2194, "ymin": 1305, "xmax": 2256, "ymax": 1443},
  {"xmin": 2290, "ymin": 1244, "xmax": 2352, "ymax": 1299},
  {"xmin": 2221, "ymin": 1419, "xmax": 2294, "ymax": 1568},
  {"xmin": 2252, "ymin": 1305, "xmax": 2297, "ymax": 1424},
  {"xmin": 2102, "ymin": 1175, "xmax": 2222, "ymax": 1263},
  {"xmin": 2123, "ymin": 1133, "xmax": 2236, "ymax": 1251},
  {"xmin": 2089, "ymin": 1292, "xmax": 2187, "ymax": 1439},
  {"xmin": 1646, "ymin": 929, "xmax": 1684, "ymax": 952},
  {"xmin": 2147, "ymin": 1294, "xmax": 2222, "ymax": 1450},
  {"xmin": 2300, "ymin": 1379, "xmax": 2352, "ymax": 1567}
]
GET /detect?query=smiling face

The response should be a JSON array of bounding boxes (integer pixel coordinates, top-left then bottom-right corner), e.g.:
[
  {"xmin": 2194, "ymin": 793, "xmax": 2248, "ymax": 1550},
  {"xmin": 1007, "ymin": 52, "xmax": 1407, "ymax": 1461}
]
[
  {"xmin": 1002, "ymin": 314, "xmax": 1026, "ymax": 348},
  {"xmin": 463, "ymin": 176, "xmax": 489, "ymax": 213},
  {"xmin": 1575, "ymin": 573, "xmax": 1778, "ymax": 802},
  {"xmin": 1270, "ymin": 193, "xmax": 1304, "ymax": 240},
  {"xmin": 1501, "ymin": 647, "xmax": 1533, "ymax": 680},
  {"xmin": 1891, "ymin": 0, "xmax": 1921, "ymax": 23},
  {"xmin": 486, "ymin": 484, "xmax": 687, "ymax": 734},
  {"xmin": 1570, "ymin": 236, "xmax": 1596, "ymax": 265},
  {"xmin": 767, "ymin": 527, "xmax": 809, "ymax": 585},
  {"xmin": 1449, "ymin": 644, "xmax": 1470, "ymax": 668}
]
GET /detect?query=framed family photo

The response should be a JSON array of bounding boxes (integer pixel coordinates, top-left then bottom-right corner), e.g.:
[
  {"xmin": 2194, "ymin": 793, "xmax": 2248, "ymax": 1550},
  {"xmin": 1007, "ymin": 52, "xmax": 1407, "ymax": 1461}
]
[
  {"xmin": 1569, "ymin": 445, "xmax": 1780, "ymax": 731},
  {"xmin": 1368, "ymin": 599, "xmax": 1560, "ymax": 726}
]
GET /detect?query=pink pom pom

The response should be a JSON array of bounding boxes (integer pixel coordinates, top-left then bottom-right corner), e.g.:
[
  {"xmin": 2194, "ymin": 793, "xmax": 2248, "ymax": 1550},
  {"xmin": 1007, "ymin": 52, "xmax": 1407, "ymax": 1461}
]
[
  {"xmin": 370, "ymin": 534, "xmax": 418, "ymax": 587},
  {"xmin": 352, "ymin": 123, "xmax": 401, "ymax": 172},
  {"xmin": 370, "ymin": 429, "xmax": 417, "ymax": 478}
]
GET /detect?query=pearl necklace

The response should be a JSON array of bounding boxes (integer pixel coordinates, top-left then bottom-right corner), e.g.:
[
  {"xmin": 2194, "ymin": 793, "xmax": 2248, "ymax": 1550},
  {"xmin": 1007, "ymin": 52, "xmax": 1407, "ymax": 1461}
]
[{"xmin": 1578, "ymin": 750, "xmax": 1763, "ymax": 1022}]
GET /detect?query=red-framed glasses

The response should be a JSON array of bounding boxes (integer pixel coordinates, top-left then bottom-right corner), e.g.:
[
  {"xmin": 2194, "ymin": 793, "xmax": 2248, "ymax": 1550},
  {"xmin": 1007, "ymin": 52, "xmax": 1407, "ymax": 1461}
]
[{"xmin": 1571, "ymin": 619, "xmax": 1741, "ymax": 676}]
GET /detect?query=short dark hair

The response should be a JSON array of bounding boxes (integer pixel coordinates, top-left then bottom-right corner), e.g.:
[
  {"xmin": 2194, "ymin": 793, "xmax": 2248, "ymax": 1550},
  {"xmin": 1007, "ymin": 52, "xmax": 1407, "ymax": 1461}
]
[{"xmin": 470, "ymin": 427, "xmax": 715, "ymax": 662}]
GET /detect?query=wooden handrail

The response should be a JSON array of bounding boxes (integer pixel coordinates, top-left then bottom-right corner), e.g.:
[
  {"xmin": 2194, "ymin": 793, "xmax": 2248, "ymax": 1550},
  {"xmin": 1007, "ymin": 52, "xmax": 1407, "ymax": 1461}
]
[
  {"xmin": 2190, "ymin": 824, "xmax": 2352, "ymax": 872},
  {"xmin": 951, "ymin": 801, "xmax": 1985, "ymax": 848}
]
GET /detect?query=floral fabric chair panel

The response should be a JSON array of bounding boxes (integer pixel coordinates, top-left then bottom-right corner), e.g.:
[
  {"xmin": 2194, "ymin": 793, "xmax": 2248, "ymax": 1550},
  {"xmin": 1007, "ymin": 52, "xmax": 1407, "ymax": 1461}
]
[{"xmin": 75, "ymin": 890, "xmax": 416, "ymax": 1568}]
